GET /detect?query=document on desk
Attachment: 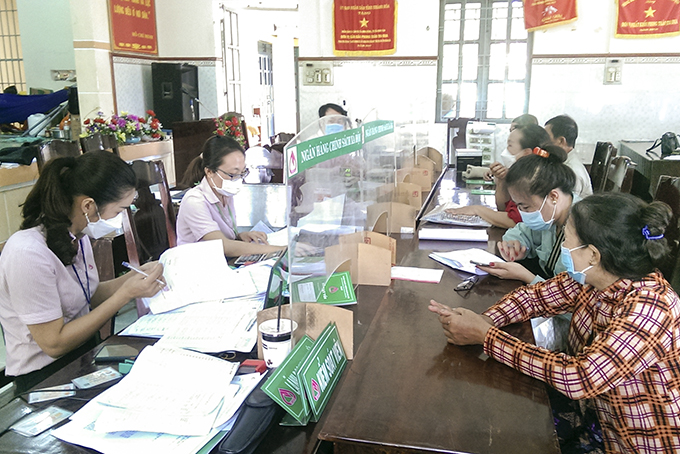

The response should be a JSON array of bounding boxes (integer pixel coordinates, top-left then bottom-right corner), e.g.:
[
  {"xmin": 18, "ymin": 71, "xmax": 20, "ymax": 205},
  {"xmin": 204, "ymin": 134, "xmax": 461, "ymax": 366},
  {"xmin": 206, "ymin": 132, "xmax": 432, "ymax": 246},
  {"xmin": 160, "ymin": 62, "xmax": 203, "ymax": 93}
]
[
  {"xmin": 90, "ymin": 345, "xmax": 238, "ymax": 436},
  {"xmin": 144, "ymin": 240, "xmax": 259, "ymax": 314},
  {"xmin": 391, "ymin": 266, "xmax": 444, "ymax": 283},
  {"xmin": 52, "ymin": 372, "xmax": 265, "ymax": 454},
  {"xmin": 429, "ymin": 248, "xmax": 505, "ymax": 275},
  {"xmin": 121, "ymin": 298, "xmax": 263, "ymax": 352}
]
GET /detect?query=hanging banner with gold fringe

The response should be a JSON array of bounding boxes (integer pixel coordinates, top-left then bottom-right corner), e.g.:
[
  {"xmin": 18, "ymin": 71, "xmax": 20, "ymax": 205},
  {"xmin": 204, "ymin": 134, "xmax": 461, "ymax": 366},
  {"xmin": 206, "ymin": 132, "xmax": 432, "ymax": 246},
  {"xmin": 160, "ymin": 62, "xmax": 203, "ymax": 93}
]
[
  {"xmin": 333, "ymin": 0, "xmax": 397, "ymax": 56},
  {"xmin": 523, "ymin": 0, "xmax": 578, "ymax": 32},
  {"xmin": 616, "ymin": 0, "xmax": 680, "ymax": 38}
]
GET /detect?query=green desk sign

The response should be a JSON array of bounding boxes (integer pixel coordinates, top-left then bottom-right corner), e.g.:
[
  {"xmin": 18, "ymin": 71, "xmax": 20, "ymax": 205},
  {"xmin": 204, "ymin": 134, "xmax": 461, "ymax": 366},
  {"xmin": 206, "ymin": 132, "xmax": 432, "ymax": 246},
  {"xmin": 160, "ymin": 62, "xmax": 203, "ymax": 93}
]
[
  {"xmin": 287, "ymin": 128, "xmax": 363, "ymax": 178},
  {"xmin": 470, "ymin": 188, "xmax": 496, "ymax": 195},
  {"xmin": 261, "ymin": 335, "xmax": 315, "ymax": 425},
  {"xmin": 299, "ymin": 322, "xmax": 347, "ymax": 420},
  {"xmin": 363, "ymin": 120, "xmax": 394, "ymax": 143},
  {"xmin": 290, "ymin": 271, "xmax": 357, "ymax": 306}
]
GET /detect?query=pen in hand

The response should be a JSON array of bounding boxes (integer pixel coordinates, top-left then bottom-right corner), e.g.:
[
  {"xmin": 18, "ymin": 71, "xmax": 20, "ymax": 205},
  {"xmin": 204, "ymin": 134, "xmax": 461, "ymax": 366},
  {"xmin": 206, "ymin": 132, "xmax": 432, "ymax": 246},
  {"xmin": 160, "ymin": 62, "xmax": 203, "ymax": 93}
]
[{"xmin": 121, "ymin": 261, "xmax": 167, "ymax": 288}]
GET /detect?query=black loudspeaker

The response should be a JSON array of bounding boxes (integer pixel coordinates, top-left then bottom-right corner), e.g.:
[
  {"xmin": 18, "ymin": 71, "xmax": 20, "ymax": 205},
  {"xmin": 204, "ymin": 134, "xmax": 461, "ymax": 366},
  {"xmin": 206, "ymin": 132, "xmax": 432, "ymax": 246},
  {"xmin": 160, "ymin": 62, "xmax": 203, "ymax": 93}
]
[{"xmin": 151, "ymin": 63, "xmax": 199, "ymax": 128}]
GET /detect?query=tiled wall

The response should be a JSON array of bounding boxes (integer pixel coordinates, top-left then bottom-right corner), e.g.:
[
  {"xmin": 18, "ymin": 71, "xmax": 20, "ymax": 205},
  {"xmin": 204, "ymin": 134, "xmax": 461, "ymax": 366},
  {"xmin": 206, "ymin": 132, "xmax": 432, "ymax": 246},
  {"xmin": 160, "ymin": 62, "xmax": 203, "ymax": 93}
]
[
  {"xmin": 529, "ymin": 56, "xmax": 680, "ymax": 163},
  {"xmin": 112, "ymin": 57, "xmax": 220, "ymax": 122}
]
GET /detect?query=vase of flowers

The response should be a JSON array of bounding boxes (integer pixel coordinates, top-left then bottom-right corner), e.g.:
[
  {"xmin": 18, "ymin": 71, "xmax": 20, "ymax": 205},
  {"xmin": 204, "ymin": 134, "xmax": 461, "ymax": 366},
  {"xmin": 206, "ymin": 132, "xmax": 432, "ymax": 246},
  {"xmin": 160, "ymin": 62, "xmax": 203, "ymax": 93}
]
[
  {"xmin": 83, "ymin": 110, "xmax": 165, "ymax": 145},
  {"xmin": 214, "ymin": 113, "xmax": 246, "ymax": 147}
]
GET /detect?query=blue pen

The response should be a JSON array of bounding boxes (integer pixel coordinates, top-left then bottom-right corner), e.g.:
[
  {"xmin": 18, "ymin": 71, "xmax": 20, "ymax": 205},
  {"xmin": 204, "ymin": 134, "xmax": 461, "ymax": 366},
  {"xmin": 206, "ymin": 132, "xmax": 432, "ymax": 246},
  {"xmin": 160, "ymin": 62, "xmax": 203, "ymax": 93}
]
[{"xmin": 121, "ymin": 261, "xmax": 166, "ymax": 287}]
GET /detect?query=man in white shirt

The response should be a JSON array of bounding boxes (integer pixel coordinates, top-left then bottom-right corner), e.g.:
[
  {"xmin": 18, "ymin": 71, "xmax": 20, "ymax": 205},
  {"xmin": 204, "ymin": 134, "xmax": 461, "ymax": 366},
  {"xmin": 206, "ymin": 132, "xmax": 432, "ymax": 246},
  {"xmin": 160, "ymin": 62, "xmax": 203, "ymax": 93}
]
[{"xmin": 545, "ymin": 115, "xmax": 593, "ymax": 198}]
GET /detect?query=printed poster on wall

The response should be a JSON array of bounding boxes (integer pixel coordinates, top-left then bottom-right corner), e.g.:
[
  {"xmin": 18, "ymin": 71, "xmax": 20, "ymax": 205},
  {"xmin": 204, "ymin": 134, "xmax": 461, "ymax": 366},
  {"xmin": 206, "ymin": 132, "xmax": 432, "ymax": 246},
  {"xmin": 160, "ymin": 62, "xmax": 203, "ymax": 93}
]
[
  {"xmin": 333, "ymin": 0, "xmax": 397, "ymax": 56},
  {"xmin": 616, "ymin": 0, "xmax": 680, "ymax": 38},
  {"xmin": 110, "ymin": 0, "xmax": 158, "ymax": 54},
  {"xmin": 523, "ymin": 0, "xmax": 578, "ymax": 32}
]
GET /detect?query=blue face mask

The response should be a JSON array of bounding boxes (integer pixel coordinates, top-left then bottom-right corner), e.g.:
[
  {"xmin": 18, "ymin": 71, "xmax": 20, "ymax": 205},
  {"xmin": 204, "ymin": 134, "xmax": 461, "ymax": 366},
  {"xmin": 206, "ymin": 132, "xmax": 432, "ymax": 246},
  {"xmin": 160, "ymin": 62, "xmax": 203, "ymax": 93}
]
[
  {"xmin": 519, "ymin": 195, "xmax": 556, "ymax": 231},
  {"xmin": 324, "ymin": 123, "xmax": 344, "ymax": 134},
  {"xmin": 560, "ymin": 243, "xmax": 593, "ymax": 285}
]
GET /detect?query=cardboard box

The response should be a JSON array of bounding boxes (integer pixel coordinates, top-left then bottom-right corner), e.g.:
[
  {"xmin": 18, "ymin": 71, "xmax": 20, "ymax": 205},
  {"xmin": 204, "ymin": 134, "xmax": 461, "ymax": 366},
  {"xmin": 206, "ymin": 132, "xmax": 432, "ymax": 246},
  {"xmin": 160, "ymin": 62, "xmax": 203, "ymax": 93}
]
[
  {"xmin": 257, "ymin": 303, "xmax": 354, "ymax": 359},
  {"xmin": 338, "ymin": 231, "xmax": 397, "ymax": 265},
  {"xmin": 325, "ymin": 242, "xmax": 392, "ymax": 286},
  {"xmin": 397, "ymin": 167, "xmax": 432, "ymax": 191},
  {"xmin": 367, "ymin": 201, "xmax": 418, "ymax": 234},
  {"xmin": 417, "ymin": 146, "xmax": 444, "ymax": 172},
  {"xmin": 395, "ymin": 182, "xmax": 422, "ymax": 208},
  {"xmin": 0, "ymin": 162, "xmax": 38, "ymax": 187}
]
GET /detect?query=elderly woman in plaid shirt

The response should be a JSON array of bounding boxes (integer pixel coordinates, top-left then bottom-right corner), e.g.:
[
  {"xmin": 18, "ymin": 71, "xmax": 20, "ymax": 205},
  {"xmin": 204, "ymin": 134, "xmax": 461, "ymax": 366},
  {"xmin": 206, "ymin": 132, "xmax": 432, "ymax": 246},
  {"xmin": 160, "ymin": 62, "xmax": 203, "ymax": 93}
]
[{"xmin": 430, "ymin": 192, "xmax": 680, "ymax": 454}]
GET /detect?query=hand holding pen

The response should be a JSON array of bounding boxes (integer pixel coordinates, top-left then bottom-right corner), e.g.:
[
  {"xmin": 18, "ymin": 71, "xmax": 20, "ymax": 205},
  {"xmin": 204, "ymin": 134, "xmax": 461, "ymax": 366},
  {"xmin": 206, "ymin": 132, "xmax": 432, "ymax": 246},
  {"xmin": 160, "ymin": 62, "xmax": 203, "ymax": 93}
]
[{"xmin": 121, "ymin": 261, "xmax": 168, "ymax": 297}]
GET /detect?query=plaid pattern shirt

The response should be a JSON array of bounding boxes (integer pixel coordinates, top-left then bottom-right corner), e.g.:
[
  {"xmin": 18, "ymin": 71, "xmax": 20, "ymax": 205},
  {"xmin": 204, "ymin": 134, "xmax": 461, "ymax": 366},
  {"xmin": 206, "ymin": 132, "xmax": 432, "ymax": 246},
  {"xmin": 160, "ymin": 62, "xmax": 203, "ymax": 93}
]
[{"xmin": 483, "ymin": 271, "xmax": 680, "ymax": 454}]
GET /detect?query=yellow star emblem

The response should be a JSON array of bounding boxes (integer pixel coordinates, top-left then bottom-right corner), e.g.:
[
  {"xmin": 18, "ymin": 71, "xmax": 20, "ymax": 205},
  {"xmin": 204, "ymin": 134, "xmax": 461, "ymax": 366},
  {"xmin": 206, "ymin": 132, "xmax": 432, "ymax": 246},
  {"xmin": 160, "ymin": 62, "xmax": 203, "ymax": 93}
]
[
  {"xmin": 644, "ymin": 6, "xmax": 656, "ymax": 18},
  {"xmin": 360, "ymin": 17, "xmax": 369, "ymax": 27}
]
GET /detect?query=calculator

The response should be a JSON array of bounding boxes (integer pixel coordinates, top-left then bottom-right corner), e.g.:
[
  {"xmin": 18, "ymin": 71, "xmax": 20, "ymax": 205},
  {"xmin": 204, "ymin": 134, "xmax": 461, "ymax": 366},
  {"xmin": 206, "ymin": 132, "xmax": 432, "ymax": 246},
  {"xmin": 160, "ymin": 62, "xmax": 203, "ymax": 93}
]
[{"xmin": 234, "ymin": 249, "xmax": 285, "ymax": 265}]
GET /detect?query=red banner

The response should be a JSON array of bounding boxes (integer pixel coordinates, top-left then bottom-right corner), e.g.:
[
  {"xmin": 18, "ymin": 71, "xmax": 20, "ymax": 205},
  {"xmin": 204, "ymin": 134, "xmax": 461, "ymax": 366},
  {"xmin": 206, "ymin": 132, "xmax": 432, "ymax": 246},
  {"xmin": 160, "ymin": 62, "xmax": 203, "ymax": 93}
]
[
  {"xmin": 523, "ymin": 0, "xmax": 578, "ymax": 32},
  {"xmin": 617, "ymin": 0, "xmax": 680, "ymax": 38},
  {"xmin": 110, "ymin": 0, "xmax": 158, "ymax": 54},
  {"xmin": 334, "ymin": 0, "xmax": 397, "ymax": 56}
]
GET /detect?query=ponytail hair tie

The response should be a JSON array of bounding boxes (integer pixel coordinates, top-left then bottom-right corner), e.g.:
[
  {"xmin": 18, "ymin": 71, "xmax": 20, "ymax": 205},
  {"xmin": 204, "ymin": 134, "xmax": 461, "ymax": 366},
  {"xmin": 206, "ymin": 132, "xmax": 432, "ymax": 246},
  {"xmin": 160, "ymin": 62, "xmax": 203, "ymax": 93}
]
[
  {"xmin": 533, "ymin": 147, "xmax": 549, "ymax": 158},
  {"xmin": 642, "ymin": 225, "xmax": 664, "ymax": 240}
]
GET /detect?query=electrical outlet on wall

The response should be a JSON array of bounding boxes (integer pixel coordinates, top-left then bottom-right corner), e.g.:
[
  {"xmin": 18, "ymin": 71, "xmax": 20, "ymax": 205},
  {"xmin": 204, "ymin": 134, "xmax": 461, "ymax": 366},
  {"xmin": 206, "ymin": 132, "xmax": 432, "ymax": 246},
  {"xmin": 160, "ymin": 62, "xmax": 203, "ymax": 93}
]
[
  {"xmin": 604, "ymin": 59, "xmax": 622, "ymax": 85},
  {"xmin": 302, "ymin": 63, "xmax": 333, "ymax": 86}
]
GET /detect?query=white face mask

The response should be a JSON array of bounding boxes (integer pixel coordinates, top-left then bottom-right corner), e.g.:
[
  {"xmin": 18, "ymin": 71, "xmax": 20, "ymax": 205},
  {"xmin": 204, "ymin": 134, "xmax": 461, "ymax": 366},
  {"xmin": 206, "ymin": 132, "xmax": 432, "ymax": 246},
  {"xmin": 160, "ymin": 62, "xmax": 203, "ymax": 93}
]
[
  {"xmin": 82, "ymin": 210, "xmax": 124, "ymax": 239},
  {"xmin": 211, "ymin": 174, "xmax": 243, "ymax": 196},
  {"xmin": 499, "ymin": 149, "xmax": 516, "ymax": 167}
]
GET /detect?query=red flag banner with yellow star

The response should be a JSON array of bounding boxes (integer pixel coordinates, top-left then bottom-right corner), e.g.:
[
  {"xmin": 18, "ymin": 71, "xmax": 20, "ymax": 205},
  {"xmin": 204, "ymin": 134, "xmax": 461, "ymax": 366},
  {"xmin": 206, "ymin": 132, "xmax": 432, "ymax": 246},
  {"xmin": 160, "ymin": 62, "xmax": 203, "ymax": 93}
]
[
  {"xmin": 616, "ymin": 0, "xmax": 680, "ymax": 38},
  {"xmin": 333, "ymin": 0, "xmax": 397, "ymax": 56},
  {"xmin": 523, "ymin": 0, "xmax": 578, "ymax": 32}
]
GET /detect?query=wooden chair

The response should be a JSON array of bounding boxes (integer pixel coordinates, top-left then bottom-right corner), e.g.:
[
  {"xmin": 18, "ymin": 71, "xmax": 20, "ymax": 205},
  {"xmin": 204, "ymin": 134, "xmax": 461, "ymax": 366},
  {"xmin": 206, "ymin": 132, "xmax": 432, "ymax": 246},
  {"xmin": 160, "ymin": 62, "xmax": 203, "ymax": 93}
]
[
  {"xmin": 80, "ymin": 133, "xmax": 119, "ymax": 155},
  {"xmin": 604, "ymin": 156, "xmax": 637, "ymax": 193},
  {"xmin": 654, "ymin": 176, "xmax": 680, "ymax": 292},
  {"xmin": 36, "ymin": 139, "xmax": 81, "ymax": 171},
  {"xmin": 121, "ymin": 159, "xmax": 177, "ymax": 316},
  {"xmin": 589, "ymin": 142, "xmax": 617, "ymax": 193}
]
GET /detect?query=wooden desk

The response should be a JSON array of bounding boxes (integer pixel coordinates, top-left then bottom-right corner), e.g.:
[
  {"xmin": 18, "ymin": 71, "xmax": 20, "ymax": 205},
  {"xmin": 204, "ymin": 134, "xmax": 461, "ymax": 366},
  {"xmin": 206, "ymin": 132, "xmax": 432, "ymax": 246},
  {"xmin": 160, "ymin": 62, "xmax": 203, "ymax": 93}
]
[
  {"xmin": 318, "ymin": 245, "xmax": 559, "ymax": 454},
  {"xmin": 619, "ymin": 140, "xmax": 680, "ymax": 199}
]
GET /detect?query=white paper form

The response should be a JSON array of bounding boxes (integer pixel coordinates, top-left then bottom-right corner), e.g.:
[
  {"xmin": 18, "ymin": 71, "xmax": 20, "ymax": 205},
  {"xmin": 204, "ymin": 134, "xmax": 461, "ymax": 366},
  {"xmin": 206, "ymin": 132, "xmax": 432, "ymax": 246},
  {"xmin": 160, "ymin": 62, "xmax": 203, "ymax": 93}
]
[
  {"xmin": 52, "ymin": 373, "xmax": 266, "ymax": 454},
  {"xmin": 91, "ymin": 345, "xmax": 239, "ymax": 436},
  {"xmin": 144, "ymin": 240, "xmax": 259, "ymax": 314},
  {"xmin": 153, "ymin": 299, "xmax": 263, "ymax": 353},
  {"xmin": 267, "ymin": 227, "xmax": 289, "ymax": 247},
  {"xmin": 391, "ymin": 266, "xmax": 444, "ymax": 283},
  {"xmin": 429, "ymin": 248, "xmax": 505, "ymax": 275}
]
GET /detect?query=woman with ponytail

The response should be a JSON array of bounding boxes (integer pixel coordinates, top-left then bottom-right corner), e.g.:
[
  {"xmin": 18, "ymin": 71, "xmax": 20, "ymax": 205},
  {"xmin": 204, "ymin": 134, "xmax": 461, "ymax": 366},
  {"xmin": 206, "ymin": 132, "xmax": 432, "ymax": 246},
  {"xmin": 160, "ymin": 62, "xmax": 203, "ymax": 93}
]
[
  {"xmin": 176, "ymin": 135, "xmax": 285, "ymax": 257},
  {"xmin": 430, "ymin": 192, "xmax": 680, "ymax": 453},
  {"xmin": 0, "ymin": 151, "xmax": 166, "ymax": 393},
  {"xmin": 477, "ymin": 145, "xmax": 577, "ymax": 284}
]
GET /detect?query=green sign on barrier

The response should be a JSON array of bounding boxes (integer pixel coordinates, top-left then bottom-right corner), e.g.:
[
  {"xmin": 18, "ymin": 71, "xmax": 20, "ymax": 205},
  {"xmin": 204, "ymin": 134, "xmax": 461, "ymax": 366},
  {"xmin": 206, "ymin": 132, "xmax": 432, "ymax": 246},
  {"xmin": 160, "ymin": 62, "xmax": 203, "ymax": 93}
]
[
  {"xmin": 287, "ymin": 128, "xmax": 363, "ymax": 178},
  {"xmin": 363, "ymin": 120, "xmax": 394, "ymax": 143}
]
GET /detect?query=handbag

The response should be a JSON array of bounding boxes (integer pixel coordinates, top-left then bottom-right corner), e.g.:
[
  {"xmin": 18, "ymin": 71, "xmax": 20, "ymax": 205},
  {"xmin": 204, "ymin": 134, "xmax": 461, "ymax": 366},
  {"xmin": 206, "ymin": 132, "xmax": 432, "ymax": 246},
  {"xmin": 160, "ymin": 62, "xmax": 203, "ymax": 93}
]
[{"xmin": 647, "ymin": 132, "xmax": 680, "ymax": 158}]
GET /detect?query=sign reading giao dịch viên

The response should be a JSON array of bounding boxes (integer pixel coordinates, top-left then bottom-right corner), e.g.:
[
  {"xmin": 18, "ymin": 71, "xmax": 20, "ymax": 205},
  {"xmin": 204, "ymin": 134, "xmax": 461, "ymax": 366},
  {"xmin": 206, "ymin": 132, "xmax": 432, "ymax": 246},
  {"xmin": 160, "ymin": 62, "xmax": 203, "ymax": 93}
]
[{"xmin": 261, "ymin": 323, "xmax": 347, "ymax": 425}]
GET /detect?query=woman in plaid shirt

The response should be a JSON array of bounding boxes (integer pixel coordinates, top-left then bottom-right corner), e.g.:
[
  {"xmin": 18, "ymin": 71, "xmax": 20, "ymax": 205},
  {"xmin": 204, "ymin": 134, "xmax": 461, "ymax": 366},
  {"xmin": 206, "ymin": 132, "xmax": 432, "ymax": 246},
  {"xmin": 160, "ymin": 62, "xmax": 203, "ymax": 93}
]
[{"xmin": 430, "ymin": 192, "xmax": 680, "ymax": 453}]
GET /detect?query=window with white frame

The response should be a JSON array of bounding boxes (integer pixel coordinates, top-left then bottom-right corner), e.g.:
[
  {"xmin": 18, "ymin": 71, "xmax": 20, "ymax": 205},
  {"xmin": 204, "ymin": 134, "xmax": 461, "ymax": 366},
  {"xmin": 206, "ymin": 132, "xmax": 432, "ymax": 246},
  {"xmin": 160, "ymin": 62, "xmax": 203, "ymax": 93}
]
[
  {"xmin": 436, "ymin": 0, "xmax": 532, "ymax": 122},
  {"xmin": 220, "ymin": 7, "xmax": 242, "ymax": 113},
  {"xmin": 0, "ymin": 0, "xmax": 25, "ymax": 93}
]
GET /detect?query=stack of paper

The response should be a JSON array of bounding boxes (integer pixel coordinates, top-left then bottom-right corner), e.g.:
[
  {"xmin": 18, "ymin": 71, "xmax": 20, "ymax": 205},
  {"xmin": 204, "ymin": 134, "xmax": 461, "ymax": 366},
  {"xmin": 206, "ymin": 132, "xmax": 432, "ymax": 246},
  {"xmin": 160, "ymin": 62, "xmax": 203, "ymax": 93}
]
[
  {"xmin": 419, "ymin": 227, "xmax": 488, "ymax": 242},
  {"xmin": 52, "ymin": 346, "xmax": 265, "ymax": 454},
  {"xmin": 429, "ymin": 248, "xmax": 504, "ymax": 275},
  {"xmin": 143, "ymin": 240, "xmax": 261, "ymax": 314}
]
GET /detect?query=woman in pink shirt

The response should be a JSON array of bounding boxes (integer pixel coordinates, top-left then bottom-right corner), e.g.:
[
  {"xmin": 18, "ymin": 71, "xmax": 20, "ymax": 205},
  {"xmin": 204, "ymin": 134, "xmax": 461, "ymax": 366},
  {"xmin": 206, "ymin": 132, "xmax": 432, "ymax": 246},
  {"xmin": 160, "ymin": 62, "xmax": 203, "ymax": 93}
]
[
  {"xmin": 0, "ymin": 151, "xmax": 165, "ymax": 393},
  {"xmin": 176, "ymin": 135, "xmax": 285, "ymax": 257}
]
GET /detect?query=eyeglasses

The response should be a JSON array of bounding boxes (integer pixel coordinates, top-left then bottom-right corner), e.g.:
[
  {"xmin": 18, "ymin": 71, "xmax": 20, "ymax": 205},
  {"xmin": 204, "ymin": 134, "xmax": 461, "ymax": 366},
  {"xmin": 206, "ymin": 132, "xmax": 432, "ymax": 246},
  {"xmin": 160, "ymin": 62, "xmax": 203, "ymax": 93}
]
[
  {"xmin": 216, "ymin": 168, "xmax": 250, "ymax": 181},
  {"xmin": 454, "ymin": 275, "xmax": 479, "ymax": 294}
]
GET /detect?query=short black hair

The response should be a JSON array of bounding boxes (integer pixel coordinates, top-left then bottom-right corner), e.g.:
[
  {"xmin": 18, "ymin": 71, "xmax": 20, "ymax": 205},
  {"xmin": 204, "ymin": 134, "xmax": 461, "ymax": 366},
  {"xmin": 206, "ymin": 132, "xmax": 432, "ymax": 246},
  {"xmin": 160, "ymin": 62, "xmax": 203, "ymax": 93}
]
[
  {"xmin": 3, "ymin": 85, "xmax": 17, "ymax": 94},
  {"xmin": 319, "ymin": 103, "xmax": 347, "ymax": 118},
  {"xmin": 514, "ymin": 124, "xmax": 551, "ymax": 150},
  {"xmin": 545, "ymin": 115, "xmax": 578, "ymax": 147},
  {"xmin": 506, "ymin": 144, "xmax": 575, "ymax": 198},
  {"xmin": 571, "ymin": 193, "xmax": 672, "ymax": 279},
  {"xmin": 511, "ymin": 114, "xmax": 538, "ymax": 127}
]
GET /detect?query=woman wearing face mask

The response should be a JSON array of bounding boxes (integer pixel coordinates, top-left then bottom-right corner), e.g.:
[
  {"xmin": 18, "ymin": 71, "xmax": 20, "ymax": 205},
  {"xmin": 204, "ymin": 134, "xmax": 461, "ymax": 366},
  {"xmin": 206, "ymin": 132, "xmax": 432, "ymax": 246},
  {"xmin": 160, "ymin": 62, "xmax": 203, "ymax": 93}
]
[
  {"xmin": 476, "ymin": 145, "xmax": 576, "ymax": 283},
  {"xmin": 447, "ymin": 124, "xmax": 550, "ymax": 228},
  {"xmin": 430, "ymin": 193, "xmax": 680, "ymax": 454},
  {"xmin": 0, "ymin": 151, "xmax": 166, "ymax": 394},
  {"xmin": 176, "ymin": 135, "xmax": 285, "ymax": 257}
]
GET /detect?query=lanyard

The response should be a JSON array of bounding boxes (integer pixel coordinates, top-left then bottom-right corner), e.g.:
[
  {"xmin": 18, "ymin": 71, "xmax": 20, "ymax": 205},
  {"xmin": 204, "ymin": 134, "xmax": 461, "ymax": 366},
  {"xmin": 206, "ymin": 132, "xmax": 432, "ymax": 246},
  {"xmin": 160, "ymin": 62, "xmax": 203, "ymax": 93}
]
[
  {"xmin": 215, "ymin": 201, "xmax": 240, "ymax": 238},
  {"xmin": 71, "ymin": 238, "xmax": 91, "ymax": 306}
]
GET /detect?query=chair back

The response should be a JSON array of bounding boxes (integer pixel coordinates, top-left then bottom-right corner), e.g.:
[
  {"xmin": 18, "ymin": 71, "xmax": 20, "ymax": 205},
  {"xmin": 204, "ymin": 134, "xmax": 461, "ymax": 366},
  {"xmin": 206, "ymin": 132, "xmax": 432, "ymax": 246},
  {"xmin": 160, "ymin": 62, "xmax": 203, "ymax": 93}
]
[
  {"xmin": 36, "ymin": 139, "xmax": 81, "ymax": 171},
  {"xmin": 654, "ymin": 176, "xmax": 680, "ymax": 292},
  {"xmin": 590, "ymin": 142, "xmax": 617, "ymax": 192},
  {"xmin": 80, "ymin": 133, "xmax": 119, "ymax": 155},
  {"xmin": 122, "ymin": 159, "xmax": 176, "ymax": 316},
  {"xmin": 604, "ymin": 156, "xmax": 637, "ymax": 193}
]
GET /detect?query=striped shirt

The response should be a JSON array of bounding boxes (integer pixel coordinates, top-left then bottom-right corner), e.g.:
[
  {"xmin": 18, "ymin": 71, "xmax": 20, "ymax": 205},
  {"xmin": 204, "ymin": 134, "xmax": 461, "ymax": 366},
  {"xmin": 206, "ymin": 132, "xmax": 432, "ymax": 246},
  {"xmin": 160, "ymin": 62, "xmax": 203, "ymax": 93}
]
[{"xmin": 483, "ymin": 271, "xmax": 680, "ymax": 453}]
